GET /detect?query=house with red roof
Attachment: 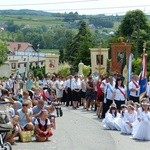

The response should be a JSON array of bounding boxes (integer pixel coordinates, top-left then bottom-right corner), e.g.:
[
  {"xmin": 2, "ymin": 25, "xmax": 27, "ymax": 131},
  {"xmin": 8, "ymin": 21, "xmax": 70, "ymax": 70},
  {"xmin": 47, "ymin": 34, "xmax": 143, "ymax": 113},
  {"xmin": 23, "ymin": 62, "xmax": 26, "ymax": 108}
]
[{"xmin": 8, "ymin": 42, "xmax": 35, "ymax": 55}]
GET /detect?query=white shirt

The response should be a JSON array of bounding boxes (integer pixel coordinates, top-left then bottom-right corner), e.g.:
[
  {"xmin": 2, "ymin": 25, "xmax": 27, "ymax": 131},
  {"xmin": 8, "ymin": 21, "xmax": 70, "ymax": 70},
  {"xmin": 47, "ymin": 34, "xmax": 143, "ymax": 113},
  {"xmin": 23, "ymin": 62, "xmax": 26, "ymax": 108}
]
[
  {"xmin": 56, "ymin": 80, "xmax": 64, "ymax": 90},
  {"xmin": 113, "ymin": 86, "xmax": 127, "ymax": 101},
  {"xmin": 9, "ymin": 107, "xmax": 15, "ymax": 118},
  {"xmin": 81, "ymin": 79, "xmax": 87, "ymax": 92},
  {"xmin": 129, "ymin": 80, "xmax": 140, "ymax": 97},
  {"xmin": 72, "ymin": 79, "xmax": 81, "ymax": 90},
  {"xmin": 146, "ymin": 82, "xmax": 150, "ymax": 98},
  {"xmin": 123, "ymin": 111, "xmax": 137, "ymax": 123},
  {"xmin": 43, "ymin": 79, "xmax": 48, "ymax": 87},
  {"xmin": 35, "ymin": 118, "xmax": 50, "ymax": 126},
  {"xmin": 47, "ymin": 79, "xmax": 53, "ymax": 88},
  {"xmin": 9, "ymin": 78, "xmax": 14, "ymax": 89},
  {"xmin": 105, "ymin": 82, "xmax": 115, "ymax": 100},
  {"xmin": 66, "ymin": 79, "xmax": 73, "ymax": 89},
  {"xmin": 52, "ymin": 80, "xmax": 57, "ymax": 90},
  {"xmin": 100, "ymin": 79, "xmax": 107, "ymax": 92}
]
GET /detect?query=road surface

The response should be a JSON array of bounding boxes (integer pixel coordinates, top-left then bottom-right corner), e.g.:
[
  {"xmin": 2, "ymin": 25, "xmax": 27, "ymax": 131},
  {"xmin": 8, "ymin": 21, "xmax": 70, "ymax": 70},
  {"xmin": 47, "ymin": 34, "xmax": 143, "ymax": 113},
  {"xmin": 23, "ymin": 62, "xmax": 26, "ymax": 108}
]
[{"xmin": 12, "ymin": 106, "xmax": 150, "ymax": 150}]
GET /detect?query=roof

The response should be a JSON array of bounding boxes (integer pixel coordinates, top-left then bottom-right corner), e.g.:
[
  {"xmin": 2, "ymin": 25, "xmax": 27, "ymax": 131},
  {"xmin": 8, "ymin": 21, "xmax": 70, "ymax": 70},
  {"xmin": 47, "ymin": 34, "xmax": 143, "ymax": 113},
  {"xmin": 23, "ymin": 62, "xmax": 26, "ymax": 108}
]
[
  {"xmin": 90, "ymin": 48, "xmax": 109, "ymax": 52},
  {"xmin": 8, "ymin": 42, "xmax": 33, "ymax": 52}
]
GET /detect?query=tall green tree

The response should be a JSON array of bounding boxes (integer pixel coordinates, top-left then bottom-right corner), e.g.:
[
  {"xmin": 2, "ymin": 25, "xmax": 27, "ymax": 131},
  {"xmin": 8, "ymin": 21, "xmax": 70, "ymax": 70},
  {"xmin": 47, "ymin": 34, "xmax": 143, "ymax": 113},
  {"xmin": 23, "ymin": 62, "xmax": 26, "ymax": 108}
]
[
  {"xmin": 115, "ymin": 10, "xmax": 150, "ymax": 58},
  {"xmin": 0, "ymin": 40, "xmax": 8, "ymax": 65},
  {"xmin": 118, "ymin": 10, "xmax": 149, "ymax": 37},
  {"xmin": 67, "ymin": 21, "xmax": 94, "ymax": 70}
]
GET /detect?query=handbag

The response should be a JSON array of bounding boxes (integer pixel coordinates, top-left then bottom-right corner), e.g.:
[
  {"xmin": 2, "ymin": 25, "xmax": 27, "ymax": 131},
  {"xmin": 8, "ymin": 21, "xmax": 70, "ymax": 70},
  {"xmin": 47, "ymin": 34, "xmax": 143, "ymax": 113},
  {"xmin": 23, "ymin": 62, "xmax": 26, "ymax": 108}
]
[{"xmin": 19, "ymin": 130, "xmax": 32, "ymax": 142}]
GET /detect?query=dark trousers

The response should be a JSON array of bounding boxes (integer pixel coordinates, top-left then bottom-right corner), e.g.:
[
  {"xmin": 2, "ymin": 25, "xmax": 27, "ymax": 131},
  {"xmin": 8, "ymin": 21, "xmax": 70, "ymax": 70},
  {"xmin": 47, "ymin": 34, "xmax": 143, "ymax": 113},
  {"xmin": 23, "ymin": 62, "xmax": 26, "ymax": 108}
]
[
  {"xmin": 66, "ymin": 88, "xmax": 72, "ymax": 106},
  {"xmin": 114, "ymin": 100, "xmax": 125, "ymax": 110},
  {"xmin": 101, "ymin": 99, "xmax": 113, "ymax": 118},
  {"xmin": 129, "ymin": 95, "xmax": 139, "ymax": 103},
  {"xmin": 105, "ymin": 99, "xmax": 113, "ymax": 113}
]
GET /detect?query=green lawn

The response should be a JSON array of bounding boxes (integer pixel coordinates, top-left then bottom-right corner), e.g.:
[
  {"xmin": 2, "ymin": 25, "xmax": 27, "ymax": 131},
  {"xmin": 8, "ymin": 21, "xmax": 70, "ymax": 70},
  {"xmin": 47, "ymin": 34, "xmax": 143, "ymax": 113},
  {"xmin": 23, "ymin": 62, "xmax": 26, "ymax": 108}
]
[{"xmin": 39, "ymin": 49, "xmax": 59, "ymax": 54}]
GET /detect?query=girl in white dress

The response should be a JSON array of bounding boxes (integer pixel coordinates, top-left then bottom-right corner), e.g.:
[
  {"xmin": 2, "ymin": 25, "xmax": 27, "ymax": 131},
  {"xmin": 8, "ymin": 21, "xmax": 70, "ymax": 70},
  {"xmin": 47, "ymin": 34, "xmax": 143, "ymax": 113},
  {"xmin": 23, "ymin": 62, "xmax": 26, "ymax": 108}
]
[
  {"xmin": 121, "ymin": 105, "xmax": 137, "ymax": 134},
  {"xmin": 114, "ymin": 104, "xmax": 127, "ymax": 131},
  {"xmin": 103, "ymin": 103, "xmax": 120, "ymax": 130},
  {"xmin": 132, "ymin": 102, "xmax": 150, "ymax": 140}
]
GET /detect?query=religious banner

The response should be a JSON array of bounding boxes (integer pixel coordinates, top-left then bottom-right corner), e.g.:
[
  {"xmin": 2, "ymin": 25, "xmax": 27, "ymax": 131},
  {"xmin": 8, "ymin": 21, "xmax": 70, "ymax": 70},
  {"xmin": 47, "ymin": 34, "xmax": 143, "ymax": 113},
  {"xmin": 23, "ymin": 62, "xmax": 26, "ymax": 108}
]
[
  {"xmin": 45, "ymin": 54, "xmax": 59, "ymax": 74},
  {"xmin": 110, "ymin": 43, "xmax": 132, "ymax": 74}
]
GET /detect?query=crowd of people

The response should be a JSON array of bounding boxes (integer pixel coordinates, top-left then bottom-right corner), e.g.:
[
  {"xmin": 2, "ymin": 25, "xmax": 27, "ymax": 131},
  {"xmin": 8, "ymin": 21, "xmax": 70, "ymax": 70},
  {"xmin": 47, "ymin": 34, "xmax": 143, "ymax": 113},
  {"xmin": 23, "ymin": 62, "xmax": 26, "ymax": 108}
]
[{"xmin": 0, "ymin": 72, "xmax": 150, "ymax": 145}]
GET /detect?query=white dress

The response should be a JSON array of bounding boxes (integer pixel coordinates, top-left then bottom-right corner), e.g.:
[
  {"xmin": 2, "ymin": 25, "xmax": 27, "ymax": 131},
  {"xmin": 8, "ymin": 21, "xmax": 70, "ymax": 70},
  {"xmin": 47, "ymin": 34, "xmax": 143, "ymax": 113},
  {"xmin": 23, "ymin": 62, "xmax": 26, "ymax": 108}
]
[
  {"xmin": 132, "ymin": 111, "xmax": 150, "ymax": 140},
  {"xmin": 103, "ymin": 112, "xmax": 120, "ymax": 130},
  {"xmin": 132, "ymin": 107, "xmax": 142, "ymax": 135},
  {"xmin": 113, "ymin": 111, "xmax": 126, "ymax": 131},
  {"xmin": 121, "ymin": 111, "xmax": 137, "ymax": 134},
  {"xmin": 56, "ymin": 80, "xmax": 64, "ymax": 98}
]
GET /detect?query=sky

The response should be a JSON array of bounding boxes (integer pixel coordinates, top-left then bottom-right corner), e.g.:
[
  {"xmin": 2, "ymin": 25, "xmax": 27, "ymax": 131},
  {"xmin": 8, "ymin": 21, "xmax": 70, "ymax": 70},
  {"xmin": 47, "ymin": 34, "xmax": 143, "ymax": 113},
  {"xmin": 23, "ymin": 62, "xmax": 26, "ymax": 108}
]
[{"xmin": 0, "ymin": 0, "xmax": 150, "ymax": 15}]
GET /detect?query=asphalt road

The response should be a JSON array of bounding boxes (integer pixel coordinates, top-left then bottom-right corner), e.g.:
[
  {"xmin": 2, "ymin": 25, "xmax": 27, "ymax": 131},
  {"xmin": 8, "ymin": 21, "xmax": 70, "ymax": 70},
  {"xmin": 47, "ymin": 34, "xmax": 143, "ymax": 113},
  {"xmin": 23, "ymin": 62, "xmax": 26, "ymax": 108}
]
[{"xmin": 12, "ymin": 106, "xmax": 150, "ymax": 150}]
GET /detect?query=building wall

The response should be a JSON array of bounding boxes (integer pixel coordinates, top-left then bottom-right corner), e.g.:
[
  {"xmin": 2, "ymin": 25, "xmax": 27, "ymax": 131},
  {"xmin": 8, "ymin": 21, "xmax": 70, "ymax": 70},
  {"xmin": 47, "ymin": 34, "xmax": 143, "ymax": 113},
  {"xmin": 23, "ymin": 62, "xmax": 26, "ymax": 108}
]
[
  {"xmin": 0, "ymin": 63, "xmax": 11, "ymax": 77},
  {"xmin": 90, "ymin": 48, "xmax": 108, "ymax": 74},
  {"xmin": 0, "ymin": 54, "xmax": 59, "ymax": 77}
]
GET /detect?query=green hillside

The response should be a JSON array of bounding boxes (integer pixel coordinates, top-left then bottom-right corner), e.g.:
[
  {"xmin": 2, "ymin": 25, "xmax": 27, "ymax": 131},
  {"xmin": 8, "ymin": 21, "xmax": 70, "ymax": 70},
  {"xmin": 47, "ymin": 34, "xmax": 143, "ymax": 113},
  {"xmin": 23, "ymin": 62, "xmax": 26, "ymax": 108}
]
[
  {"xmin": 0, "ymin": 9, "xmax": 125, "ymax": 51},
  {"xmin": 0, "ymin": 9, "xmax": 121, "ymax": 30}
]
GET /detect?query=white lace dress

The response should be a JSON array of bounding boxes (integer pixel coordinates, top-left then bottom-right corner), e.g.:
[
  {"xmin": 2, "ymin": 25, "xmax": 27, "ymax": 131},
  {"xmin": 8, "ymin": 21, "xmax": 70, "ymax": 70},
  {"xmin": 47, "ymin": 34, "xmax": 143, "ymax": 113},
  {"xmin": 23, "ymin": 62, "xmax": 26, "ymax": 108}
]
[
  {"xmin": 132, "ymin": 111, "xmax": 150, "ymax": 140},
  {"xmin": 120, "ymin": 111, "xmax": 137, "ymax": 134},
  {"xmin": 103, "ymin": 112, "xmax": 120, "ymax": 130}
]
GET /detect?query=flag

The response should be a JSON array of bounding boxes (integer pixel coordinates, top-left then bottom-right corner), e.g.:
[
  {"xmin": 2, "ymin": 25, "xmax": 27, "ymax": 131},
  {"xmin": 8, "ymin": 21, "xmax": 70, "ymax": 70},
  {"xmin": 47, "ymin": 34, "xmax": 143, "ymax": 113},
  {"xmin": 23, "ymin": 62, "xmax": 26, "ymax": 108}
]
[
  {"xmin": 25, "ymin": 56, "xmax": 30, "ymax": 78},
  {"xmin": 121, "ymin": 53, "xmax": 126, "ymax": 84},
  {"xmin": 127, "ymin": 53, "xmax": 134, "ymax": 98},
  {"xmin": 139, "ymin": 53, "xmax": 147, "ymax": 94},
  {"xmin": 123, "ymin": 64, "xmax": 127, "ymax": 85},
  {"xmin": 121, "ymin": 53, "xmax": 126, "ymax": 73},
  {"xmin": 127, "ymin": 53, "xmax": 134, "ymax": 83}
]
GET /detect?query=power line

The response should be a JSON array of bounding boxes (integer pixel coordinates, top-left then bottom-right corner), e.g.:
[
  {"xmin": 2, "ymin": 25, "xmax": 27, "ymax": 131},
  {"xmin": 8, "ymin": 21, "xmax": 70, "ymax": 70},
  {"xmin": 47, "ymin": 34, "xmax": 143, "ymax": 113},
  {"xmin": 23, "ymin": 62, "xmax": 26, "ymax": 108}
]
[
  {"xmin": 0, "ymin": 0, "xmax": 98, "ymax": 7},
  {"xmin": 44, "ymin": 5, "xmax": 150, "ymax": 12}
]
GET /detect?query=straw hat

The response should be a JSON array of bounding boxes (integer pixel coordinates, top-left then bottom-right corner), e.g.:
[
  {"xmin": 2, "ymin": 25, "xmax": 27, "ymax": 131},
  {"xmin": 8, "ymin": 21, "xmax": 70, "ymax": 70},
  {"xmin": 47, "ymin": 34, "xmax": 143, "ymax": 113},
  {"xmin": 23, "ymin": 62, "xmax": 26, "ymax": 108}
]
[
  {"xmin": 128, "ymin": 104, "xmax": 135, "ymax": 110},
  {"xmin": 110, "ymin": 103, "xmax": 117, "ymax": 108},
  {"xmin": 121, "ymin": 104, "xmax": 127, "ymax": 108}
]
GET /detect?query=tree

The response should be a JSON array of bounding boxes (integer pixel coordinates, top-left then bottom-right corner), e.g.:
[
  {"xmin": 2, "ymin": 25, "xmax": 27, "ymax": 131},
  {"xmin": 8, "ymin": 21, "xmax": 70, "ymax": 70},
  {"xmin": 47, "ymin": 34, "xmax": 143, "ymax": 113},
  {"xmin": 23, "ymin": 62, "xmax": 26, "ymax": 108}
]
[
  {"xmin": 15, "ymin": 31, "xmax": 24, "ymax": 41},
  {"xmin": 0, "ymin": 40, "xmax": 8, "ymax": 65},
  {"xmin": 67, "ymin": 21, "xmax": 94, "ymax": 71},
  {"xmin": 59, "ymin": 48, "xmax": 65, "ymax": 63},
  {"xmin": 115, "ymin": 10, "xmax": 150, "ymax": 58},
  {"xmin": 5, "ymin": 21, "xmax": 20, "ymax": 32},
  {"xmin": 118, "ymin": 10, "xmax": 149, "ymax": 37}
]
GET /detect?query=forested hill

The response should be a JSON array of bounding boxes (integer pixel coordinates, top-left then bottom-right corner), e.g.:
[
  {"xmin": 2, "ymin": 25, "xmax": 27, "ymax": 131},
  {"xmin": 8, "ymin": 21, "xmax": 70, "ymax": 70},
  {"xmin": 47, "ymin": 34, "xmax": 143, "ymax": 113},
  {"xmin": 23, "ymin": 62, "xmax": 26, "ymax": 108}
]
[
  {"xmin": 0, "ymin": 9, "xmax": 150, "ymax": 52},
  {"xmin": 0, "ymin": 9, "xmax": 123, "ymax": 29}
]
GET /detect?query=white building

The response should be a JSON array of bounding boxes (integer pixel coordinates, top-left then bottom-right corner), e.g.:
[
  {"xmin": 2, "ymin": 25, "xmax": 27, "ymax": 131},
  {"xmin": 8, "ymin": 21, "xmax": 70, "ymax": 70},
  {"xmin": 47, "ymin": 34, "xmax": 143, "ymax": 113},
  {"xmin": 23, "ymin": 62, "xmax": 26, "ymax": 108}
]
[{"xmin": 0, "ymin": 42, "xmax": 56, "ymax": 77}]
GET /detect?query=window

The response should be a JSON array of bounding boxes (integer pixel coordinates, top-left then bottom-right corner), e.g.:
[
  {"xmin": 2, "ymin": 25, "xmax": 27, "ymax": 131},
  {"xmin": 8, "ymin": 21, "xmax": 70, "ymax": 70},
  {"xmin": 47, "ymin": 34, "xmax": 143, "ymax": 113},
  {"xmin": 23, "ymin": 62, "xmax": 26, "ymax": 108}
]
[
  {"xmin": 96, "ymin": 55, "xmax": 103, "ymax": 65},
  {"xmin": 11, "ymin": 63, "xmax": 16, "ymax": 69},
  {"xmin": 18, "ymin": 63, "xmax": 20, "ymax": 68},
  {"xmin": 24, "ymin": 63, "xmax": 26, "ymax": 67}
]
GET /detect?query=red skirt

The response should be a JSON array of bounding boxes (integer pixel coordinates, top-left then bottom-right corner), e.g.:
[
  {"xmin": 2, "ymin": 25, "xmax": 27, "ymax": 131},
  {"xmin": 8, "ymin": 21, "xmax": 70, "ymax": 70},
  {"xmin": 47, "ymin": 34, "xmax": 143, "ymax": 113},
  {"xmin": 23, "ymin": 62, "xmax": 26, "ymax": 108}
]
[{"xmin": 36, "ymin": 130, "xmax": 53, "ymax": 138}]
